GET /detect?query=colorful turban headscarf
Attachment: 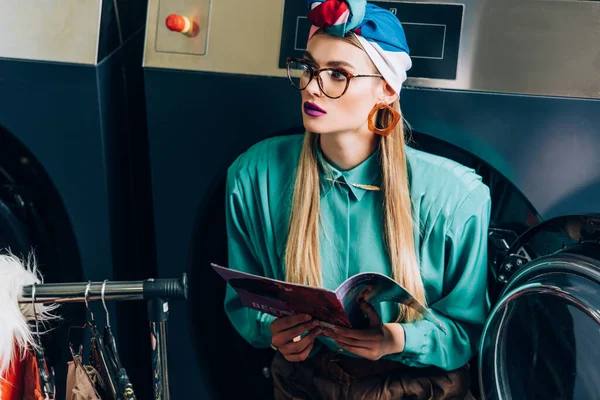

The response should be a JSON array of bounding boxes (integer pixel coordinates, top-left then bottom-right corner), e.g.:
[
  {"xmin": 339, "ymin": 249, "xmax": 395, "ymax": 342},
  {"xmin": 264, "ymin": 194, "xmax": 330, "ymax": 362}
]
[{"xmin": 307, "ymin": 0, "xmax": 412, "ymax": 95}]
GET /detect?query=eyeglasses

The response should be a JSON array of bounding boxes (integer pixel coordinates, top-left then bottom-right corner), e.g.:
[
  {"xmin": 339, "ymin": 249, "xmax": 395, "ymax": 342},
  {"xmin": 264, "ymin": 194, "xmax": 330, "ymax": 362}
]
[{"xmin": 286, "ymin": 57, "xmax": 383, "ymax": 99}]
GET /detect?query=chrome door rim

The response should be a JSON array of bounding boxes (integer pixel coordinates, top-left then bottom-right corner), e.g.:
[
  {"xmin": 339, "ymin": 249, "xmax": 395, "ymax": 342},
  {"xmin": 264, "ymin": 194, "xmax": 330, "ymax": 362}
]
[{"xmin": 478, "ymin": 252, "xmax": 600, "ymax": 400}]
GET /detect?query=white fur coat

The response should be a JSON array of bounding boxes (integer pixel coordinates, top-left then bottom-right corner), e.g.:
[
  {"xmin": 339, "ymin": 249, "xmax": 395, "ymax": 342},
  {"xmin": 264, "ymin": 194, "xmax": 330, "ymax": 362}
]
[{"xmin": 0, "ymin": 253, "xmax": 59, "ymax": 379}]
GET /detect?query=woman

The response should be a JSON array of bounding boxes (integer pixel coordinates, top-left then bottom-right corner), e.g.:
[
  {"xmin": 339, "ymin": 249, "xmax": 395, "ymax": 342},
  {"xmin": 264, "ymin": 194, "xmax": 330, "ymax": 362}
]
[{"xmin": 224, "ymin": 1, "xmax": 491, "ymax": 399}]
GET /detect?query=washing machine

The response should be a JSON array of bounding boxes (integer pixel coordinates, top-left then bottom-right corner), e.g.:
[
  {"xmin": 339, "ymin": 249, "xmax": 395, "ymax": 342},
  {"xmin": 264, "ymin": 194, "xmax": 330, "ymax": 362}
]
[
  {"xmin": 0, "ymin": 1, "xmax": 156, "ymax": 397},
  {"xmin": 142, "ymin": 0, "xmax": 600, "ymax": 398}
]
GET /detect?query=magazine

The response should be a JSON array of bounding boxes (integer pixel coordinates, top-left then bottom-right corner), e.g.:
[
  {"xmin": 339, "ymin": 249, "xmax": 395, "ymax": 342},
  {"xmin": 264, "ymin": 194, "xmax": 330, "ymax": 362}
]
[{"xmin": 211, "ymin": 263, "xmax": 445, "ymax": 333}]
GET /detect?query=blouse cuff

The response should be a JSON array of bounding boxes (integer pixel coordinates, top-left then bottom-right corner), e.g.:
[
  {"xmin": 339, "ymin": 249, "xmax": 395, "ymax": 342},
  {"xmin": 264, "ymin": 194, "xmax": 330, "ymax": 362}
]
[
  {"xmin": 259, "ymin": 313, "xmax": 277, "ymax": 345},
  {"xmin": 383, "ymin": 322, "xmax": 430, "ymax": 365}
]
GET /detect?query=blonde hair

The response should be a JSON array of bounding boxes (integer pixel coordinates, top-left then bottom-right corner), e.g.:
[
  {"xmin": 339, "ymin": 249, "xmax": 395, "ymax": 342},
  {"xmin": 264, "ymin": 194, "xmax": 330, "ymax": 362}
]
[{"xmin": 284, "ymin": 32, "xmax": 426, "ymax": 322}]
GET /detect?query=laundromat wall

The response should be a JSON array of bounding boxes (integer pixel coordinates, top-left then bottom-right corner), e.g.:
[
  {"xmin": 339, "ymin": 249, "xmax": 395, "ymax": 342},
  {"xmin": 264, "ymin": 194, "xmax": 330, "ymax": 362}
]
[
  {"xmin": 142, "ymin": 0, "xmax": 600, "ymax": 398},
  {"xmin": 0, "ymin": 1, "xmax": 155, "ymax": 398}
]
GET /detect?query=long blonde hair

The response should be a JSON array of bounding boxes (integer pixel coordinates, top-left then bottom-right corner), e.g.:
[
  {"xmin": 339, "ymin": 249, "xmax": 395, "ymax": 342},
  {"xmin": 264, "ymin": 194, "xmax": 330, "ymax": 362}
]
[{"xmin": 284, "ymin": 32, "xmax": 426, "ymax": 323}]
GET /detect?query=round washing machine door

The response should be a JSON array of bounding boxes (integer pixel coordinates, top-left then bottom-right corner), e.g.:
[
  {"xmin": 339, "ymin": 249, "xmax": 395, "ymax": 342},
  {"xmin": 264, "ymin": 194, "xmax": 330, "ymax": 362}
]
[
  {"xmin": 0, "ymin": 166, "xmax": 40, "ymax": 258},
  {"xmin": 478, "ymin": 246, "xmax": 600, "ymax": 400},
  {"xmin": 0, "ymin": 189, "xmax": 32, "ymax": 256}
]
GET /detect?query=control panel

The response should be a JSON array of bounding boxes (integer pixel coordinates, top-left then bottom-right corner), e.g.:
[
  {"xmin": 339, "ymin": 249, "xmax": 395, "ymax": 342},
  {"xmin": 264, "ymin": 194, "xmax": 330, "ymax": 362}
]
[
  {"xmin": 279, "ymin": 1, "xmax": 463, "ymax": 80},
  {"xmin": 143, "ymin": 0, "xmax": 600, "ymax": 98}
]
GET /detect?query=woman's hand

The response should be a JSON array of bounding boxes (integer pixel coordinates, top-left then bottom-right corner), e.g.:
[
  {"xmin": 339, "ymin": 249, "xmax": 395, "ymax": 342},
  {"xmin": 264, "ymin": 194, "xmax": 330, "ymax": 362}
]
[
  {"xmin": 323, "ymin": 300, "xmax": 405, "ymax": 360},
  {"xmin": 270, "ymin": 314, "xmax": 322, "ymax": 362}
]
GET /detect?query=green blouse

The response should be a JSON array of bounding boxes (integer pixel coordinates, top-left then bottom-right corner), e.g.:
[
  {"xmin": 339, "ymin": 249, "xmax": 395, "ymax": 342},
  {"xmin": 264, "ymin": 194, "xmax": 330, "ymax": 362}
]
[{"xmin": 224, "ymin": 134, "xmax": 491, "ymax": 371}]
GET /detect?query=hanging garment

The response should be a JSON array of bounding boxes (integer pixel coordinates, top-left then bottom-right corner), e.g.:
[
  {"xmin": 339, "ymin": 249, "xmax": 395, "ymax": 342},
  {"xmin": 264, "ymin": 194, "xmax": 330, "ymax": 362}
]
[
  {"xmin": 65, "ymin": 361, "xmax": 102, "ymax": 400},
  {"xmin": 88, "ymin": 325, "xmax": 136, "ymax": 400},
  {"xmin": 103, "ymin": 329, "xmax": 135, "ymax": 400},
  {"xmin": 23, "ymin": 349, "xmax": 51, "ymax": 400},
  {"xmin": 0, "ymin": 344, "xmax": 47, "ymax": 400},
  {"xmin": 68, "ymin": 323, "xmax": 135, "ymax": 400},
  {"xmin": 0, "ymin": 254, "xmax": 60, "ymax": 400},
  {"xmin": 0, "ymin": 343, "xmax": 26, "ymax": 400}
]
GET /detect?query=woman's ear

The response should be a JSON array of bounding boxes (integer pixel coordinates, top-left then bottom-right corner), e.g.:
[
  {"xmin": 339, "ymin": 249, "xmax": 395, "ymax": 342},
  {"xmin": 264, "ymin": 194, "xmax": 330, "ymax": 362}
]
[{"xmin": 378, "ymin": 80, "xmax": 398, "ymax": 105}]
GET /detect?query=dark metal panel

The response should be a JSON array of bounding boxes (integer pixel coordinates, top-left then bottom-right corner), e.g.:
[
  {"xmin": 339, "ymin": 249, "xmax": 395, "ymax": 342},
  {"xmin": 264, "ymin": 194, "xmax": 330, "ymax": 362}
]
[
  {"xmin": 98, "ymin": 0, "xmax": 122, "ymax": 62},
  {"xmin": 97, "ymin": 29, "xmax": 156, "ymax": 398},
  {"xmin": 0, "ymin": 58, "xmax": 114, "ymax": 399},
  {"xmin": 0, "ymin": 59, "xmax": 114, "ymax": 282},
  {"xmin": 98, "ymin": 0, "xmax": 149, "ymax": 63},
  {"xmin": 401, "ymin": 89, "xmax": 600, "ymax": 219},
  {"xmin": 115, "ymin": 0, "xmax": 149, "ymax": 42}
]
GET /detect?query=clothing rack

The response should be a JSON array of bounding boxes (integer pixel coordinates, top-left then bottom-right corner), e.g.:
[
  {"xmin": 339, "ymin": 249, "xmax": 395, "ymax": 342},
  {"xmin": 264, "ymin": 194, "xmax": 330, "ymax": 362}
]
[{"xmin": 19, "ymin": 274, "xmax": 188, "ymax": 400}]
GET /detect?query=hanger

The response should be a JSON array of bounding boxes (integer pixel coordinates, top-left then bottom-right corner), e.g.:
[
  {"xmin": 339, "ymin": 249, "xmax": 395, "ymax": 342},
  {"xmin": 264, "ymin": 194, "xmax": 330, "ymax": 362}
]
[
  {"xmin": 31, "ymin": 282, "xmax": 56, "ymax": 399},
  {"xmin": 67, "ymin": 281, "xmax": 102, "ymax": 400},
  {"xmin": 66, "ymin": 281, "xmax": 135, "ymax": 399},
  {"xmin": 66, "ymin": 280, "xmax": 96, "ymax": 344},
  {"xmin": 82, "ymin": 281, "xmax": 118, "ymax": 399},
  {"xmin": 101, "ymin": 279, "xmax": 123, "ymax": 370},
  {"xmin": 101, "ymin": 280, "xmax": 136, "ymax": 399}
]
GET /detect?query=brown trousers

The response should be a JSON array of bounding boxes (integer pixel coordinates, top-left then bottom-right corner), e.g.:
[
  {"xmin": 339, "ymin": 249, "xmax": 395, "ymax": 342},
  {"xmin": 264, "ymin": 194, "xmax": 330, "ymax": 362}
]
[{"xmin": 271, "ymin": 349, "xmax": 475, "ymax": 400}]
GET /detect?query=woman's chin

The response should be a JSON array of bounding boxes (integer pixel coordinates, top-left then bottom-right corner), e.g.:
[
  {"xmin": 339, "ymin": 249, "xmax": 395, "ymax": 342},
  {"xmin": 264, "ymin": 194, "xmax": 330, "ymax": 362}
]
[{"xmin": 302, "ymin": 119, "xmax": 329, "ymax": 135}]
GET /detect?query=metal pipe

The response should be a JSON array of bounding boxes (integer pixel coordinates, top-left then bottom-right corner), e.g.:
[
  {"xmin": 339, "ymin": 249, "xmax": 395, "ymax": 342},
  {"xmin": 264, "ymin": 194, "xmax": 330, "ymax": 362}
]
[
  {"xmin": 148, "ymin": 297, "xmax": 171, "ymax": 400},
  {"xmin": 20, "ymin": 280, "xmax": 143, "ymax": 303},
  {"xmin": 157, "ymin": 321, "xmax": 170, "ymax": 400},
  {"xmin": 150, "ymin": 321, "xmax": 170, "ymax": 400},
  {"xmin": 19, "ymin": 274, "xmax": 188, "ymax": 303}
]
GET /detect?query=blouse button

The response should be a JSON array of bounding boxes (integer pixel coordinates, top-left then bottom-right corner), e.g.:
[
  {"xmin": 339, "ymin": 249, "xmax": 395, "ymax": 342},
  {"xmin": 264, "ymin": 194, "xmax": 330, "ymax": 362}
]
[{"xmin": 337, "ymin": 348, "xmax": 344, "ymax": 354}]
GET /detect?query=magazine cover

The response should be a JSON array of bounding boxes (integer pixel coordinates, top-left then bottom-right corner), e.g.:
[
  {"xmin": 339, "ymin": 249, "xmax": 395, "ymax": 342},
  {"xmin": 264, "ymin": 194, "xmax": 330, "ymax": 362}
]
[
  {"xmin": 213, "ymin": 263, "xmax": 352, "ymax": 327},
  {"xmin": 212, "ymin": 263, "xmax": 446, "ymax": 332}
]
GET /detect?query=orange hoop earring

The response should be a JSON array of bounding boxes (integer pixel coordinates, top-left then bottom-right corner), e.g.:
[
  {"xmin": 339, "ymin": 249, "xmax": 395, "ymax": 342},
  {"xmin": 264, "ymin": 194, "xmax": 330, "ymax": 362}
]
[{"xmin": 368, "ymin": 103, "xmax": 400, "ymax": 136}]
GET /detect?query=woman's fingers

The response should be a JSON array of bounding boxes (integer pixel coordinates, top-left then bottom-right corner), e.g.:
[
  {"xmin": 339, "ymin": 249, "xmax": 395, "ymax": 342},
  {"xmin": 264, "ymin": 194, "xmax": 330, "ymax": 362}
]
[
  {"xmin": 281, "ymin": 327, "xmax": 322, "ymax": 354},
  {"xmin": 272, "ymin": 320, "xmax": 320, "ymax": 346},
  {"xmin": 285, "ymin": 340, "xmax": 314, "ymax": 362},
  {"xmin": 282, "ymin": 319, "xmax": 320, "ymax": 341},
  {"xmin": 270, "ymin": 314, "xmax": 312, "ymax": 335},
  {"xmin": 282, "ymin": 327, "xmax": 321, "ymax": 361},
  {"xmin": 329, "ymin": 325, "xmax": 381, "ymax": 341},
  {"xmin": 334, "ymin": 341, "xmax": 381, "ymax": 360},
  {"xmin": 323, "ymin": 330, "xmax": 373, "ymax": 348},
  {"xmin": 360, "ymin": 300, "xmax": 383, "ymax": 327}
]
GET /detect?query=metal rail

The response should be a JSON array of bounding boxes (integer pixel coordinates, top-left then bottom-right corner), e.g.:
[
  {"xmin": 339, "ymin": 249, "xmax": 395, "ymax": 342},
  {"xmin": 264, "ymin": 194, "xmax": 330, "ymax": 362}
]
[{"xmin": 19, "ymin": 274, "xmax": 187, "ymax": 303}]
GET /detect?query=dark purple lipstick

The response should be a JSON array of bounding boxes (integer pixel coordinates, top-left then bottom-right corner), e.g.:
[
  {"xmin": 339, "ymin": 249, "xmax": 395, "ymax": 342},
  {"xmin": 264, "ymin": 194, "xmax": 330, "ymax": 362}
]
[{"xmin": 303, "ymin": 101, "xmax": 327, "ymax": 117}]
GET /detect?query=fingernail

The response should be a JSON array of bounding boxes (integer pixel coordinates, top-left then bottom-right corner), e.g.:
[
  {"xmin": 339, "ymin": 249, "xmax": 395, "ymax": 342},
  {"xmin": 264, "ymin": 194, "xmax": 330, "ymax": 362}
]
[
  {"xmin": 312, "ymin": 320, "xmax": 319, "ymax": 326},
  {"xmin": 305, "ymin": 315, "xmax": 311, "ymax": 321}
]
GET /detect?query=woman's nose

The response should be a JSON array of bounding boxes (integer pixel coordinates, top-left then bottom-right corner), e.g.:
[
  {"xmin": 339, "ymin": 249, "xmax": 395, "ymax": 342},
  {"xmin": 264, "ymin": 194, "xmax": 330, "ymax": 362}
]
[{"xmin": 306, "ymin": 75, "xmax": 323, "ymax": 97}]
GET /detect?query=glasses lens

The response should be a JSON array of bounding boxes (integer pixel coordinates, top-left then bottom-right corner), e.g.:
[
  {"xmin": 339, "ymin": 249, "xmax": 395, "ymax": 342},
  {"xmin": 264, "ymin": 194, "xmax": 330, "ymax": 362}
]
[
  {"xmin": 318, "ymin": 69, "xmax": 348, "ymax": 98},
  {"xmin": 287, "ymin": 60, "xmax": 312, "ymax": 90}
]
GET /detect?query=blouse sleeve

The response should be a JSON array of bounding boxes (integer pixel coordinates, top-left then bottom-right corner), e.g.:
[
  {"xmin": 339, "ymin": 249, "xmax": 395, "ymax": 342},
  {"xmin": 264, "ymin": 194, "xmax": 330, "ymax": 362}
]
[
  {"xmin": 384, "ymin": 185, "xmax": 492, "ymax": 370},
  {"xmin": 223, "ymin": 164, "xmax": 276, "ymax": 348}
]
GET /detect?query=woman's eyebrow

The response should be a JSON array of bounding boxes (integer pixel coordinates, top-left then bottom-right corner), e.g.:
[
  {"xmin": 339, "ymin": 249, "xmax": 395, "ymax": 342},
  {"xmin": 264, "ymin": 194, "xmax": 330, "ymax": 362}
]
[
  {"xmin": 303, "ymin": 52, "xmax": 355, "ymax": 69},
  {"xmin": 327, "ymin": 60, "xmax": 355, "ymax": 69},
  {"xmin": 303, "ymin": 51, "xmax": 316, "ymax": 62}
]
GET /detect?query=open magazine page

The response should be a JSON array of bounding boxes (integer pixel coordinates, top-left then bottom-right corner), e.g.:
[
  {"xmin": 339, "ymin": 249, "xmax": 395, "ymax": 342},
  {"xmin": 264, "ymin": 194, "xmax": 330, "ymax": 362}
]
[
  {"xmin": 212, "ymin": 263, "xmax": 352, "ymax": 327},
  {"xmin": 336, "ymin": 272, "xmax": 447, "ymax": 333},
  {"xmin": 335, "ymin": 273, "xmax": 388, "ymax": 327}
]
